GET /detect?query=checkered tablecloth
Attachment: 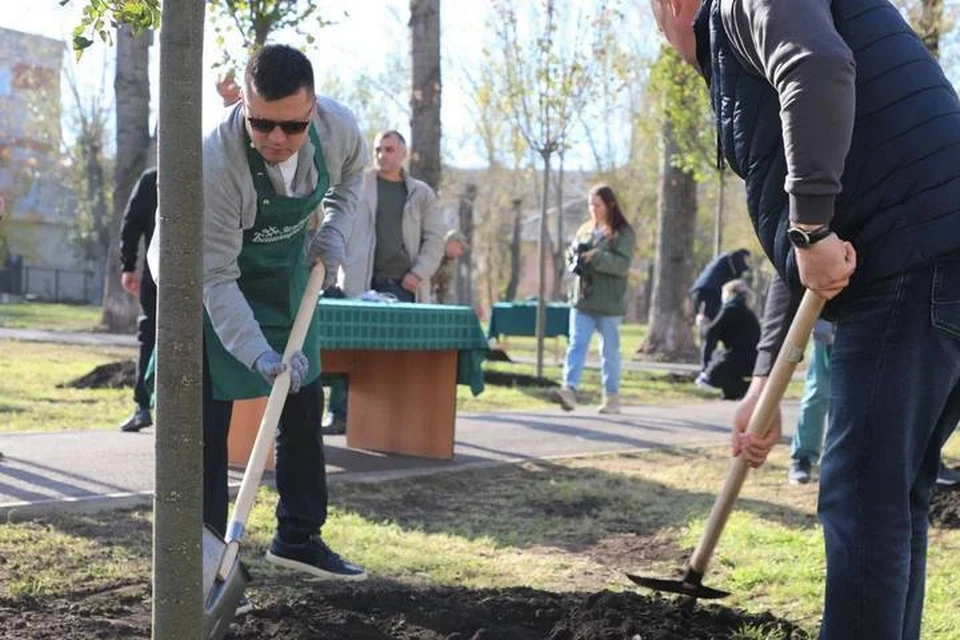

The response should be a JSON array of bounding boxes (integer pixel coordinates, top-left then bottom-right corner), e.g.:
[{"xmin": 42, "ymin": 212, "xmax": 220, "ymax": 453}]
[
  {"xmin": 486, "ymin": 301, "xmax": 571, "ymax": 340},
  {"xmin": 316, "ymin": 299, "xmax": 488, "ymax": 395}
]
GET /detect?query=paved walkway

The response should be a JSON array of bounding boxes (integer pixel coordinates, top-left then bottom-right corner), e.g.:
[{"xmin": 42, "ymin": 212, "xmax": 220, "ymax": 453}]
[
  {"xmin": 0, "ymin": 401, "xmax": 800, "ymax": 519},
  {"xmin": 0, "ymin": 326, "xmax": 800, "ymax": 519}
]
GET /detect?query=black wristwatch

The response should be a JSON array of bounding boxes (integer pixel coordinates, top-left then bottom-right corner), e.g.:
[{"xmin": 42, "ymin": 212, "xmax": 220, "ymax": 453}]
[{"xmin": 787, "ymin": 224, "xmax": 832, "ymax": 249}]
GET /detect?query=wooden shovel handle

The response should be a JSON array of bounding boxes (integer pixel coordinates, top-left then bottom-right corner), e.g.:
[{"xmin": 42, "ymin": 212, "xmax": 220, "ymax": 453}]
[
  {"xmin": 689, "ymin": 289, "xmax": 826, "ymax": 575},
  {"xmin": 216, "ymin": 262, "xmax": 326, "ymax": 580}
]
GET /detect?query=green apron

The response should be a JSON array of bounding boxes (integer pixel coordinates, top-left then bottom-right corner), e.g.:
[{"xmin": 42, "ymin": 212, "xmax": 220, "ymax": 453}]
[{"xmin": 203, "ymin": 126, "xmax": 329, "ymax": 401}]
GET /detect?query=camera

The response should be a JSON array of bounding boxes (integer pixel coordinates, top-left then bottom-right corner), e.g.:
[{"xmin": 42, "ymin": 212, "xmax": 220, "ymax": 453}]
[{"xmin": 568, "ymin": 241, "xmax": 592, "ymax": 276}]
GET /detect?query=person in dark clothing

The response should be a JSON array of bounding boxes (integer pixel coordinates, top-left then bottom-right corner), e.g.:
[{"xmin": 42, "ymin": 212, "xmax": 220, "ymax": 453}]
[
  {"xmin": 696, "ymin": 279, "xmax": 759, "ymax": 400},
  {"xmin": 118, "ymin": 168, "xmax": 157, "ymax": 433},
  {"xmin": 690, "ymin": 248, "xmax": 751, "ymax": 369},
  {"xmin": 690, "ymin": 248, "xmax": 751, "ymax": 323},
  {"xmin": 653, "ymin": 1, "xmax": 960, "ymax": 638}
]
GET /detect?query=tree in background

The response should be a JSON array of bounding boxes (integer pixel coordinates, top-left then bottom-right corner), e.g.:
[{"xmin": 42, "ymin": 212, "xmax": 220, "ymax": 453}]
[
  {"xmin": 638, "ymin": 45, "xmax": 713, "ymax": 362},
  {"xmin": 410, "ymin": 0, "xmax": 442, "ymax": 191},
  {"xmin": 100, "ymin": 24, "xmax": 152, "ymax": 332},
  {"xmin": 63, "ymin": 64, "xmax": 113, "ymax": 302},
  {"xmin": 492, "ymin": 0, "xmax": 619, "ymax": 377},
  {"xmin": 206, "ymin": 0, "xmax": 341, "ymax": 65}
]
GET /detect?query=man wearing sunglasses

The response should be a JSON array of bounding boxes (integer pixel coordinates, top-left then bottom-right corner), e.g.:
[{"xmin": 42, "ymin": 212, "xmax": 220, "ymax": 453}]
[{"xmin": 198, "ymin": 44, "xmax": 368, "ymax": 586}]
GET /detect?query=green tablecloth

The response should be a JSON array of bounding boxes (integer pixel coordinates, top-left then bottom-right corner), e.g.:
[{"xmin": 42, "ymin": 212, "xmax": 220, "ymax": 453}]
[
  {"xmin": 317, "ymin": 299, "xmax": 488, "ymax": 396},
  {"xmin": 487, "ymin": 301, "xmax": 571, "ymax": 340}
]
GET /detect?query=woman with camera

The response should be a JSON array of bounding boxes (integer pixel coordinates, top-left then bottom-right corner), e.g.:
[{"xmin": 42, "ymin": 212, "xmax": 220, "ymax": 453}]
[{"xmin": 554, "ymin": 184, "xmax": 636, "ymax": 414}]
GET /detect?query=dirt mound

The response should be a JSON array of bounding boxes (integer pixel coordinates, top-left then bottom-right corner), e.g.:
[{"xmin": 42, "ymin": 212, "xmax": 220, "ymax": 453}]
[
  {"xmin": 930, "ymin": 483, "xmax": 960, "ymax": 529},
  {"xmin": 58, "ymin": 360, "xmax": 137, "ymax": 389},
  {"xmin": 231, "ymin": 582, "xmax": 807, "ymax": 640}
]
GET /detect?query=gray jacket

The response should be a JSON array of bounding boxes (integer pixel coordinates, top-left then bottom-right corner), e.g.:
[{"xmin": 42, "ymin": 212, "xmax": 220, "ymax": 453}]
[
  {"xmin": 148, "ymin": 97, "xmax": 368, "ymax": 369},
  {"xmin": 338, "ymin": 168, "xmax": 445, "ymax": 302}
]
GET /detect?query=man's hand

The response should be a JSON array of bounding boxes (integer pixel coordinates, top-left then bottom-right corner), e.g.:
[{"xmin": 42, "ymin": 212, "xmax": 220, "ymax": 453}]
[
  {"xmin": 731, "ymin": 377, "xmax": 781, "ymax": 468},
  {"xmin": 307, "ymin": 227, "xmax": 344, "ymax": 288},
  {"xmin": 215, "ymin": 72, "xmax": 241, "ymax": 107},
  {"xmin": 794, "ymin": 232, "xmax": 856, "ymax": 300},
  {"xmin": 401, "ymin": 272, "xmax": 421, "ymax": 293},
  {"xmin": 253, "ymin": 350, "xmax": 309, "ymax": 394},
  {"xmin": 121, "ymin": 271, "xmax": 140, "ymax": 296}
]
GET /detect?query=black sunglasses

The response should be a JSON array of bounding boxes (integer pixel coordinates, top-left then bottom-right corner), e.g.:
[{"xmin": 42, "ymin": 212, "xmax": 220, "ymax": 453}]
[{"xmin": 247, "ymin": 117, "xmax": 310, "ymax": 135}]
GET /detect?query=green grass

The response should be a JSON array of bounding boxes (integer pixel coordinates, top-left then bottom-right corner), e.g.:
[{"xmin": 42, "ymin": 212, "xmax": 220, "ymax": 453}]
[
  {"xmin": 456, "ymin": 359, "xmax": 722, "ymax": 412},
  {"xmin": 3, "ymin": 440, "xmax": 958, "ymax": 637},
  {"xmin": 0, "ymin": 340, "xmax": 136, "ymax": 432},
  {"xmin": 0, "ymin": 302, "xmax": 103, "ymax": 332}
]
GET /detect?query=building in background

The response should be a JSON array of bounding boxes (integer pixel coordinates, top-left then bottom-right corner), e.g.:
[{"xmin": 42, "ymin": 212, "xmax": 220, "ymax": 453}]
[{"xmin": 0, "ymin": 27, "xmax": 89, "ymax": 303}]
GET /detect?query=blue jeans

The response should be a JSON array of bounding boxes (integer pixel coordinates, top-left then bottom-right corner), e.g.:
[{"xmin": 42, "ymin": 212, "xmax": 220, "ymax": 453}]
[
  {"xmin": 790, "ymin": 339, "xmax": 832, "ymax": 463},
  {"xmin": 818, "ymin": 253, "xmax": 960, "ymax": 640},
  {"xmin": 562, "ymin": 308, "xmax": 622, "ymax": 395}
]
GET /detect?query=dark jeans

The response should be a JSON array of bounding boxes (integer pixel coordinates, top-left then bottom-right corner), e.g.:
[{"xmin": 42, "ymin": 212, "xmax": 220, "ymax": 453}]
[
  {"xmin": 328, "ymin": 276, "xmax": 415, "ymax": 420},
  {"xmin": 133, "ymin": 270, "xmax": 157, "ymax": 410},
  {"xmin": 702, "ymin": 352, "xmax": 750, "ymax": 400},
  {"xmin": 818, "ymin": 252, "xmax": 960, "ymax": 639},
  {"xmin": 202, "ymin": 351, "xmax": 328, "ymax": 543}
]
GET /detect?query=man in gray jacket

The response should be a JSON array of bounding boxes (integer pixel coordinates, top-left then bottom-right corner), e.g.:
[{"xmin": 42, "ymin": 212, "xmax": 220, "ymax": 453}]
[
  {"xmin": 167, "ymin": 45, "xmax": 368, "ymax": 589},
  {"xmin": 323, "ymin": 129, "xmax": 444, "ymax": 434}
]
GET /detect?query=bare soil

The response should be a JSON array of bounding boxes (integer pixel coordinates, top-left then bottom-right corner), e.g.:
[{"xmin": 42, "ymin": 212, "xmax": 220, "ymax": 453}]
[{"xmin": 0, "ymin": 580, "xmax": 809, "ymax": 640}]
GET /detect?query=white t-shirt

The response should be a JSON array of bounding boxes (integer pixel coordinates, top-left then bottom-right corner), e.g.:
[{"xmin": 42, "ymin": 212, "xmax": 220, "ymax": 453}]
[{"xmin": 277, "ymin": 154, "xmax": 299, "ymax": 195}]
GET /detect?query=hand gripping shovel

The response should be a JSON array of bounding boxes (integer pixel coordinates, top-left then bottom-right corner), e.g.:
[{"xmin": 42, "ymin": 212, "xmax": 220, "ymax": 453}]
[
  {"xmin": 628, "ymin": 289, "xmax": 826, "ymax": 600},
  {"xmin": 202, "ymin": 262, "xmax": 326, "ymax": 639}
]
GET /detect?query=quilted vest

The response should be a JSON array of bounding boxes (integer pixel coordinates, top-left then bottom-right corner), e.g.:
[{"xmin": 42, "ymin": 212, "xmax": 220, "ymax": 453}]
[{"xmin": 694, "ymin": 0, "xmax": 960, "ymax": 293}]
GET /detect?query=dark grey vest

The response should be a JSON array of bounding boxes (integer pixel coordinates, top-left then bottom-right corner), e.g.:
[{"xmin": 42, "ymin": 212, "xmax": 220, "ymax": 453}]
[{"xmin": 695, "ymin": 0, "xmax": 960, "ymax": 294}]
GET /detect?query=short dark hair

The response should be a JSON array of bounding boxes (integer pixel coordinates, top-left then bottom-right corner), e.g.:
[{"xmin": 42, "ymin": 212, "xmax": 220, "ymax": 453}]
[
  {"xmin": 244, "ymin": 45, "xmax": 314, "ymax": 101},
  {"xmin": 378, "ymin": 130, "xmax": 407, "ymax": 147}
]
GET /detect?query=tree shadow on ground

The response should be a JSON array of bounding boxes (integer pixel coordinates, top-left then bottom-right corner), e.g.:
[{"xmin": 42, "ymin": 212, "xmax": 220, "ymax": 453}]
[{"xmin": 331, "ymin": 454, "xmax": 816, "ymax": 559}]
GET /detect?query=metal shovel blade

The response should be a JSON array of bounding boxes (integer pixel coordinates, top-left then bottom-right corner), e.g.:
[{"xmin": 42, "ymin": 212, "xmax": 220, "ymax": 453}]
[
  {"xmin": 202, "ymin": 524, "xmax": 251, "ymax": 640},
  {"xmin": 626, "ymin": 571, "xmax": 730, "ymax": 600}
]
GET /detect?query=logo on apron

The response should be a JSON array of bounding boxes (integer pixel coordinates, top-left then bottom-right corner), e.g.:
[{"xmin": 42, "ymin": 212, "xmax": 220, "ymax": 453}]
[{"xmin": 250, "ymin": 217, "xmax": 309, "ymax": 244}]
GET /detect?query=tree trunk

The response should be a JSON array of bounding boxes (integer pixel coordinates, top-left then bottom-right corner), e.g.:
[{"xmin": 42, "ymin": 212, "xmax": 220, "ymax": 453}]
[
  {"xmin": 535, "ymin": 152, "xmax": 552, "ymax": 377},
  {"xmin": 409, "ymin": 0, "xmax": 442, "ymax": 190},
  {"xmin": 152, "ymin": 2, "xmax": 205, "ymax": 638},
  {"xmin": 640, "ymin": 118, "xmax": 698, "ymax": 361},
  {"xmin": 102, "ymin": 25, "xmax": 151, "ymax": 332},
  {"xmin": 456, "ymin": 183, "xmax": 477, "ymax": 305},
  {"xmin": 552, "ymin": 153, "xmax": 565, "ymax": 299},
  {"xmin": 503, "ymin": 198, "xmax": 523, "ymax": 301}
]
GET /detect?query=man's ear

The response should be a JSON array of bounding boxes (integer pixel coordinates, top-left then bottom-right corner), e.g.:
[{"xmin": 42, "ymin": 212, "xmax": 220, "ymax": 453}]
[{"xmin": 667, "ymin": 0, "xmax": 684, "ymax": 18}]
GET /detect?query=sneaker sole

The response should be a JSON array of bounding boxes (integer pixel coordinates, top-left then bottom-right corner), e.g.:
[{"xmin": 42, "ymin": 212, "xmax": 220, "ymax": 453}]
[
  {"xmin": 265, "ymin": 550, "xmax": 368, "ymax": 582},
  {"xmin": 235, "ymin": 602, "xmax": 253, "ymax": 616}
]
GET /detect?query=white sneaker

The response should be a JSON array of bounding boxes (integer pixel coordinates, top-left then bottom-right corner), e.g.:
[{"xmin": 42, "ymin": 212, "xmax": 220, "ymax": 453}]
[
  {"xmin": 598, "ymin": 394, "xmax": 620, "ymax": 414},
  {"xmin": 554, "ymin": 386, "xmax": 577, "ymax": 411}
]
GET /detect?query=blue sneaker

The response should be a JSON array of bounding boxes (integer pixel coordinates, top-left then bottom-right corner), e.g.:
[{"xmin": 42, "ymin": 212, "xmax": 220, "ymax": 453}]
[{"xmin": 265, "ymin": 535, "xmax": 367, "ymax": 581}]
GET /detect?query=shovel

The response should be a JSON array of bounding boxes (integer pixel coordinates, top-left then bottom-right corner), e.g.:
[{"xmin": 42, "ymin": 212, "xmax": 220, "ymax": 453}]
[
  {"xmin": 628, "ymin": 288, "xmax": 826, "ymax": 600},
  {"xmin": 202, "ymin": 262, "xmax": 327, "ymax": 639}
]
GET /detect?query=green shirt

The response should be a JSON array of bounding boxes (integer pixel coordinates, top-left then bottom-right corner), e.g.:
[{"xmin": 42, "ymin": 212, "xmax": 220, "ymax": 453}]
[{"xmin": 373, "ymin": 177, "xmax": 410, "ymax": 281}]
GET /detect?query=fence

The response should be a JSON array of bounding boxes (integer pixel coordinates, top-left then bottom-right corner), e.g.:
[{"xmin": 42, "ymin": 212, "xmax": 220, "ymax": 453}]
[{"xmin": 0, "ymin": 261, "xmax": 96, "ymax": 303}]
